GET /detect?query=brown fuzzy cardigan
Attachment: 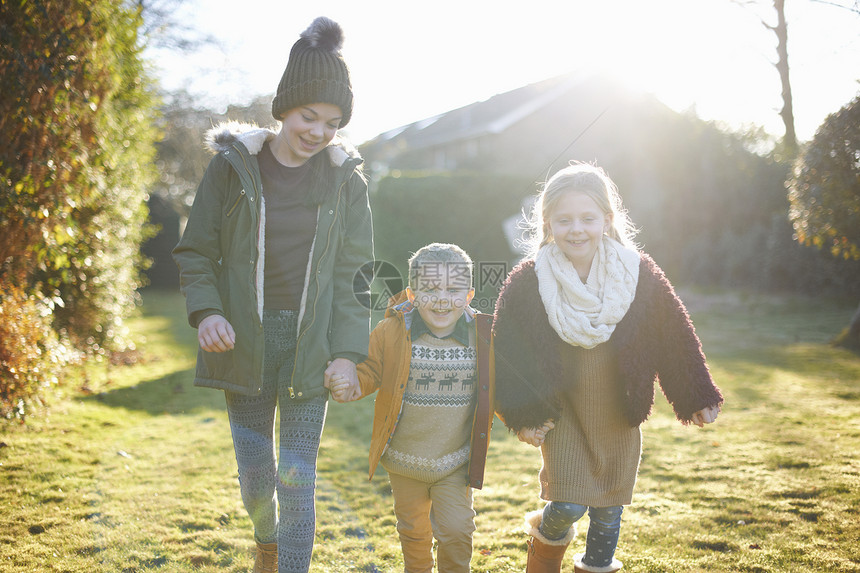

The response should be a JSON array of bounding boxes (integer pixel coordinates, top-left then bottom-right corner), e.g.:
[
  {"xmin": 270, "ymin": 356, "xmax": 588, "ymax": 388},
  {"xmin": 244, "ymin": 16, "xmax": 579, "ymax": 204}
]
[{"xmin": 492, "ymin": 254, "xmax": 723, "ymax": 432}]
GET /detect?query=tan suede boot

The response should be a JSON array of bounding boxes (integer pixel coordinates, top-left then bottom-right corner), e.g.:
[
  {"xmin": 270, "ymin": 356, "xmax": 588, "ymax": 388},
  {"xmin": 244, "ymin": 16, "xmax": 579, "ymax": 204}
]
[
  {"xmin": 524, "ymin": 509, "xmax": 576, "ymax": 573},
  {"xmin": 253, "ymin": 540, "xmax": 277, "ymax": 573},
  {"xmin": 573, "ymin": 552, "xmax": 623, "ymax": 573}
]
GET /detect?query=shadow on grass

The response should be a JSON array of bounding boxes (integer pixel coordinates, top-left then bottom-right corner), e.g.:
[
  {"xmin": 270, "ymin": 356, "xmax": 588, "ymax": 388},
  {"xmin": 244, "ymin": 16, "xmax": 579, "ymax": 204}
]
[
  {"xmin": 137, "ymin": 287, "xmax": 199, "ymax": 351},
  {"xmin": 77, "ymin": 289, "xmax": 226, "ymax": 416},
  {"xmin": 715, "ymin": 342, "xmax": 860, "ymax": 397},
  {"xmin": 82, "ymin": 368, "xmax": 226, "ymax": 416},
  {"xmin": 85, "ymin": 366, "xmax": 387, "ymax": 458}
]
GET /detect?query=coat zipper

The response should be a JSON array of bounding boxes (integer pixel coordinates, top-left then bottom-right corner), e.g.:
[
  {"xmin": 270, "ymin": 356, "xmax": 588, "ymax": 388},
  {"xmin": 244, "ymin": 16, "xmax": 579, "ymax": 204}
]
[
  {"xmin": 226, "ymin": 189, "xmax": 245, "ymax": 217},
  {"xmin": 287, "ymin": 175, "xmax": 349, "ymax": 399}
]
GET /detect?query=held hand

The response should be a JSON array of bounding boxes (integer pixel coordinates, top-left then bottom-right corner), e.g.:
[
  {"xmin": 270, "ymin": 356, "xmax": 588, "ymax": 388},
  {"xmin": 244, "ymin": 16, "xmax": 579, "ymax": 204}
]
[
  {"xmin": 323, "ymin": 370, "xmax": 337, "ymax": 390},
  {"xmin": 326, "ymin": 374, "xmax": 351, "ymax": 402},
  {"xmin": 691, "ymin": 405, "xmax": 720, "ymax": 428},
  {"xmin": 517, "ymin": 420, "xmax": 555, "ymax": 448},
  {"xmin": 324, "ymin": 358, "xmax": 360, "ymax": 403},
  {"xmin": 198, "ymin": 314, "xmax": 236, "ymax": 353}
]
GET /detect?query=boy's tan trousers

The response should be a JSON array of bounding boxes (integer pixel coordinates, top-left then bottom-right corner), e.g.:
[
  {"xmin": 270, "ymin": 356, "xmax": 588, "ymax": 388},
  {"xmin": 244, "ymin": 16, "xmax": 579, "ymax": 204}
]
[{"xmin": 387, "ymin": 466, "xmax": 476, "ymax": 572}]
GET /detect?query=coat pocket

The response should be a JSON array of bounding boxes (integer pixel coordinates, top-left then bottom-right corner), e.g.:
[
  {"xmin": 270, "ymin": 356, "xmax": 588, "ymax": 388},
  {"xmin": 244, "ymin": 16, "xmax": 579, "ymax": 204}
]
[{"xmin": 197, "ymin": 346, "xmax": 235, "ymax": 383}]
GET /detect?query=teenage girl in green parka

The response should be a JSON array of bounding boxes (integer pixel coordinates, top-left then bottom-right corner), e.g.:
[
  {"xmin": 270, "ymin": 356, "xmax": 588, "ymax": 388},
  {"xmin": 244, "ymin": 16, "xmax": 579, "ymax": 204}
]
[{"xmin": 172, "ymin": 17, "xmax": 373, "ymax": 573}]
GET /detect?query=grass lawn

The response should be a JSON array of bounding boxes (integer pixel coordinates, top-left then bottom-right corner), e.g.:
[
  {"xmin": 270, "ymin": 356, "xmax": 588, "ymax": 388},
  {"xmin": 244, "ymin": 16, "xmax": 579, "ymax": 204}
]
[{"xmin": 1, "ymin": 288, "xmax": 859, "ymax": 572}]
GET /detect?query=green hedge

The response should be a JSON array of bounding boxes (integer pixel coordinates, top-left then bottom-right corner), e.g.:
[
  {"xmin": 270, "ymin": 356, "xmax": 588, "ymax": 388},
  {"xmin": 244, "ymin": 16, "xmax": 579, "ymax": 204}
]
[
  {"xmin": 0, "ymin": 0, "xmax": 159, "ymax": 419},
  {"xmin": 370, "ymin": 171, "xmax": 535, "ymax": 312}
]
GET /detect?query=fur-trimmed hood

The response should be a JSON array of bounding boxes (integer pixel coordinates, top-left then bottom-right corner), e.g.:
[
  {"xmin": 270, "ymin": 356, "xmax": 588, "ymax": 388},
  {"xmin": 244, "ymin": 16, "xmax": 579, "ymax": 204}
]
[{"xmin": 203, "ymin": 121, "xmax": 361, "ymax": 168}]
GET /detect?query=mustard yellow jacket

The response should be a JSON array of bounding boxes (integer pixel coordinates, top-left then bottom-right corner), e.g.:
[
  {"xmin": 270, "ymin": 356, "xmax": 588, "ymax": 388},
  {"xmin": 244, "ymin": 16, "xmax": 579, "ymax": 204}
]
[{"xmin": 356, "ymin": 294, "xmax": 496, "ymax": 489}]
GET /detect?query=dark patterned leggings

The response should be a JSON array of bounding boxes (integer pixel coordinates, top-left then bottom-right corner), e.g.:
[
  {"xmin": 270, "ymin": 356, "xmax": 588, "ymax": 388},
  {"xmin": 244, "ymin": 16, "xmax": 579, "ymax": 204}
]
[
  {"xmin": 225, "ymin": 310, "xmax": 327, "ymax": 573},
  {"xmin": 540, "ymin": 502, "xmax": 623, "ymax": 568}
]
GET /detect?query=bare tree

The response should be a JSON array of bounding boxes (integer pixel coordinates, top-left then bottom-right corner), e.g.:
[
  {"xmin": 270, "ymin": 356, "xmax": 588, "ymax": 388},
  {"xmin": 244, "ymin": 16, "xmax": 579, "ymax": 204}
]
[
  {"xmin": 135, "ymin": 0, "xmax": 219, "ymax": 52},
  {"xmin": 772, "ymin": 0, "xmax": 797, "ymax": 153},
  {"xmin": 731, "ymin": 0, "xmax": 859, "ymax": 156},
  {"xmin": 730, "ymin": 0, "xmax": 797, "ymax": 154}
]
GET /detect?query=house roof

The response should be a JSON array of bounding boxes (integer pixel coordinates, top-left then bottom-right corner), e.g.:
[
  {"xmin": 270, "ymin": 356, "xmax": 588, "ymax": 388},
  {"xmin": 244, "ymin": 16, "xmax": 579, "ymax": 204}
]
[{"xmin": 361, "ymin": 71, "xmax": 593, "ymax": 152}]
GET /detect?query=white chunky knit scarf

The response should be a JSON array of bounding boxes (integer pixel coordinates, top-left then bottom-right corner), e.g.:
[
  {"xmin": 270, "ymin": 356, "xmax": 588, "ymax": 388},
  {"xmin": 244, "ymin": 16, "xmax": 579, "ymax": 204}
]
[{"xmin": 534, "ymin": 237, "xmax": 641, "ymax": 349}]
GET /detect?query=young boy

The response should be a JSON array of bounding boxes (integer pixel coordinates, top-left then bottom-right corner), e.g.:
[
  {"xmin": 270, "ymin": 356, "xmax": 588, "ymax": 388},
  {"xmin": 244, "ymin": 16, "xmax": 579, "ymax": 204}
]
[{"xmin": 328, "ymin": 243, "xmax": 495, "ymax": 573}]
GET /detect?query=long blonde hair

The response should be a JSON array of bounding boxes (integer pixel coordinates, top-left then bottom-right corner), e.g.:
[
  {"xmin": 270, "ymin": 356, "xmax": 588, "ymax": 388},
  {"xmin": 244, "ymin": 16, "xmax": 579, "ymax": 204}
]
[{"xmin": 524, "ymin": 162, "xmax": 638, "ymax": 258}]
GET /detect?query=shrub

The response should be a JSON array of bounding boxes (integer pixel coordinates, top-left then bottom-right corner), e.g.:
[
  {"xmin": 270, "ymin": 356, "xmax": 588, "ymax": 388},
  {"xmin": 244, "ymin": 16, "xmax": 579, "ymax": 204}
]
[
  {"xmin": 0, "ymin": 0, "xmax": 159, "ymax": 418},
  {"xmin": 0, "ymin": 287, "xmax": 76, "ymax": 420}
]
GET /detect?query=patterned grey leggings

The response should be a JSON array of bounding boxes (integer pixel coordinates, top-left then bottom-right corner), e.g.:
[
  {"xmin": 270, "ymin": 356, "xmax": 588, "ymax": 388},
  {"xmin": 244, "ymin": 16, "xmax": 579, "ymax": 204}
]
[{"xmin": 225, "ymin": 310, "xmax": 327, "ymax": 573}]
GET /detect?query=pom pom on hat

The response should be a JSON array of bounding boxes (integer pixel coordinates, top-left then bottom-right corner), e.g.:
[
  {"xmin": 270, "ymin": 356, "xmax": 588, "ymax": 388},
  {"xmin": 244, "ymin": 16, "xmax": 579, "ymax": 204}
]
[
  {"xmin": 271, "ymin": 16, "xmax": 353, "ymax": 126},
  {"xmin": 302, "ymin": 15, "xmax": 344, "ymax": 52}
]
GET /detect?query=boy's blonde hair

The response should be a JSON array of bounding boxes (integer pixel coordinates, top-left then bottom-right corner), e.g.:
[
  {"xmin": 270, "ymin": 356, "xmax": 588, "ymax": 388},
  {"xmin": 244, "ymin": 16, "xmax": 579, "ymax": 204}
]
[
  {"xmin": 408, "ymin": 243, "xmax": 473, "ymax": 290},
  {"xmin": 525, "ymin": 161, "xmax": 638, "ymax": 258}
]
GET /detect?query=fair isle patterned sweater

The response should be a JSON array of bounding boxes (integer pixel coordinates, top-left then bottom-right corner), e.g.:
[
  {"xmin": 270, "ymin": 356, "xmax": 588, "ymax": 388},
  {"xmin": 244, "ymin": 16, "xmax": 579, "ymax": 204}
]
[{"xmin": 381, "ymin": 333, "xmax": 477, "ymax": 482}]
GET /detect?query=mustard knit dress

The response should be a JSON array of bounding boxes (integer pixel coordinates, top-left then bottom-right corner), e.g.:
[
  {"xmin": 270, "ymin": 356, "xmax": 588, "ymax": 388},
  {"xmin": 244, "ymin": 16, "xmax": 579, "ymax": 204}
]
[{"xmin": 539, "ymin": 341, "xmax": 642, "ymax": 507}]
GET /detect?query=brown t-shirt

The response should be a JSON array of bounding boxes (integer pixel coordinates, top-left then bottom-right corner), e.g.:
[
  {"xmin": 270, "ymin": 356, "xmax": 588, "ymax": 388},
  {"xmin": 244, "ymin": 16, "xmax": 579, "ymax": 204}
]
[{"xmin": 258, "ymin": 142, "xmax": 316, "ymax": 310}]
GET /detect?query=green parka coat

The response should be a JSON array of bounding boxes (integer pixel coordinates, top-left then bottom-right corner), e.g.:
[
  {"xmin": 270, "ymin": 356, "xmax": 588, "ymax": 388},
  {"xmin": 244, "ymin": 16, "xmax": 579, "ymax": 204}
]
[{"xmin": 173, "ymin": 123, "xmax": 373, "ymax": 399}]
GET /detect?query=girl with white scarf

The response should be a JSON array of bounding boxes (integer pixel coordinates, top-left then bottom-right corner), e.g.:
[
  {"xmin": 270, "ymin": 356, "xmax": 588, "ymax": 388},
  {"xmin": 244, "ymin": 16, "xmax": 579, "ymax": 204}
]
[{"xmin": 492, "ymin": 162, "xmax": 723, "ymax": 573}]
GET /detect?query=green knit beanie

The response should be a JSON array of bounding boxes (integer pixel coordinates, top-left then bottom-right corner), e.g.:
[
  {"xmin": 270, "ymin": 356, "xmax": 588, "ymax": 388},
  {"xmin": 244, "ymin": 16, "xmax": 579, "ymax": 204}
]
[{"xmin": 271, "ymin": 16, "xmax": 353, "ymax": 127}]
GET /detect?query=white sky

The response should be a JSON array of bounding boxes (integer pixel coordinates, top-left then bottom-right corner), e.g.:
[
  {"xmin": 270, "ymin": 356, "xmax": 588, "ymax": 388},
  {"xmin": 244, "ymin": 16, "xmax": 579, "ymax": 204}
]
[{"xmin": 147, "ymin": 0, "xmax": 860, "ymax": 146}]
